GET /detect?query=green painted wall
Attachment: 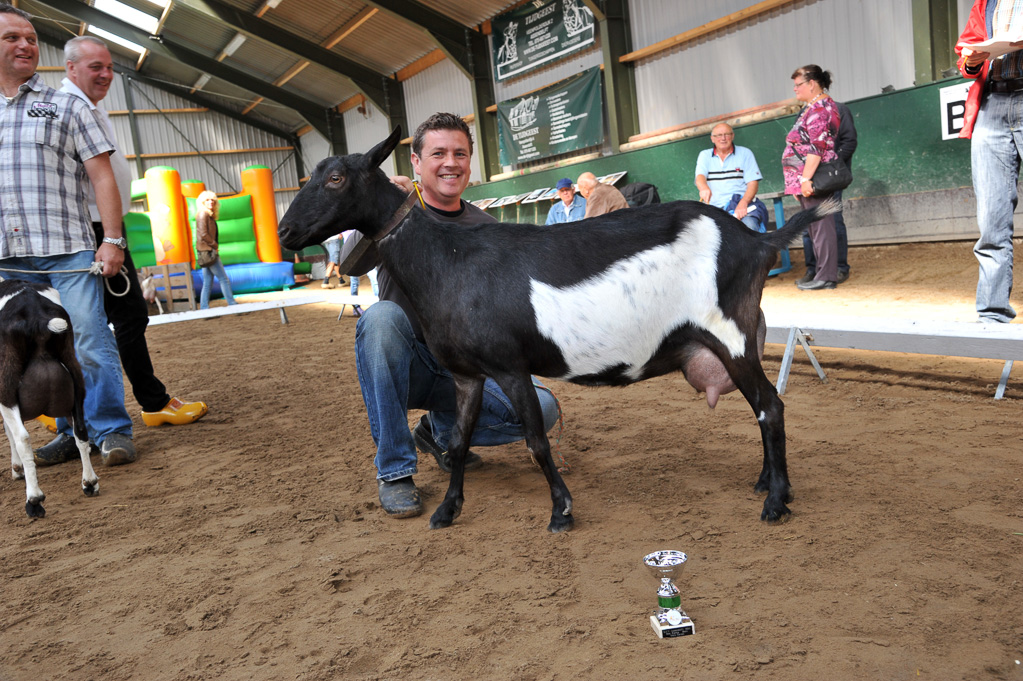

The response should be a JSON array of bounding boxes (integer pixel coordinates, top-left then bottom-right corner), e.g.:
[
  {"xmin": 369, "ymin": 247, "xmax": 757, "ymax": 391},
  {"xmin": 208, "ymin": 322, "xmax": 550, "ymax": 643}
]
[{"xmin": 464, "ymin": 78, "xmax": 973, "ymax": 224}]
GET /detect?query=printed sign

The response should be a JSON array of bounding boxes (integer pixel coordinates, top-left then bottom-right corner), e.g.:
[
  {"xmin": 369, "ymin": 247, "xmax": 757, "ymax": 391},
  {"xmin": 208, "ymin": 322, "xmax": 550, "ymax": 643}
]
[
  {"xmin": 497, "ymin": 66, "xmax": 604, "ymax": 166},
  {"xmin": 940, "ymin": 81, "xmax": 971, "ymax": 140},
  {"xmin": 491, "ymin": 0, "xmax": 596, "ymax": 82}
]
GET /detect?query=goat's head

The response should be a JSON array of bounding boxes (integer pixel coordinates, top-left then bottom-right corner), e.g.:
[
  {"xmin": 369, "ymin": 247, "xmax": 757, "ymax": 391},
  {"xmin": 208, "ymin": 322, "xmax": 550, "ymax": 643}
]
[{"xmin": 279, "ymin": 126, "xmax": 405, "ymax": 250}]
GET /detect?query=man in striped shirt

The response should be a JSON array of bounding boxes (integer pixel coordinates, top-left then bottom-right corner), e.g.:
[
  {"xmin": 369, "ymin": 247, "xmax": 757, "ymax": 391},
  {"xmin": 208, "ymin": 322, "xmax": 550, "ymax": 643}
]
[
  {"xmin": 695, "ymin": 123, "xmax": 765, "ymax": 232},
  {"xmin": 0, "ymin": 5, "xmax": 136, "ymax": 465}
]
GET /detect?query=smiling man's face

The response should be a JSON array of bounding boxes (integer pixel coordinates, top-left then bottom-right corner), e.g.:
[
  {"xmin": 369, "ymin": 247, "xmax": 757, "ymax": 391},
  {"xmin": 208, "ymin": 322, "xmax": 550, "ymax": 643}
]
[
  {"xmin": 411, "ymin": 128, "xmax": 472, "ymax": 211},
  {"xmin": 0, "ymin": 13, "xmax": 39, "ymax": 86}
]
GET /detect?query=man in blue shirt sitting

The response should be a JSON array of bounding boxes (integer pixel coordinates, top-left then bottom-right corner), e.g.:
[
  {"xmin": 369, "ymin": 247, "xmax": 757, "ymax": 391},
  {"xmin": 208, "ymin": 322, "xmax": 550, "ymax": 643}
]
[
  {"xmin": 694, "ymin": 123, "xmax": 767, "ymax": 232},
  {"xmin": 544, "ymin": 177, "xmax": 586, "ymax": 225}
]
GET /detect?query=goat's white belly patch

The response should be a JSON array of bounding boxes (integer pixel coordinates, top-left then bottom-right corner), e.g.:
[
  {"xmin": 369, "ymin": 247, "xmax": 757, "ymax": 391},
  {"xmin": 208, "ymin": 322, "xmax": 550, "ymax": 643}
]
[{"xmin": 530, "ymin": 215, "xmax": 744, "ymax": 380}]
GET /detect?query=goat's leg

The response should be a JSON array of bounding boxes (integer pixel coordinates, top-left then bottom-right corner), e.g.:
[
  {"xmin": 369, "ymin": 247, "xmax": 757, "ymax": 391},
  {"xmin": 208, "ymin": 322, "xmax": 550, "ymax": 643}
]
[
  {"xmin": 69, "ymin": 404, "xmax": 98, "ymax": 498},
  {"xmin": 429, "ymin": 374, "xmax": 484, "ymax": 530},
  {"xmin": 492, "ymin": 373, "xmax": 573, "ymax": 533},
  {"xmin": 1, "ymin": 406, "xmax": 46, "ymax": 517},
  {"xmin": 732, "ymin": 365, "xmax": 792, "ymax": 521}
]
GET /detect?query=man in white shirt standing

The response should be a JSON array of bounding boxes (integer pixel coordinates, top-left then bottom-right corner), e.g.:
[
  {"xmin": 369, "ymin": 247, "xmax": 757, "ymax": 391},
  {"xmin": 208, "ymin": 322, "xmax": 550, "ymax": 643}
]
[
  {"xmin": 544, "ymin": 177, "xmax": 586, "ymax": 225},
  {"xmin": 60, "ymin": 36, "xmax": 207, "ymax": 433}
]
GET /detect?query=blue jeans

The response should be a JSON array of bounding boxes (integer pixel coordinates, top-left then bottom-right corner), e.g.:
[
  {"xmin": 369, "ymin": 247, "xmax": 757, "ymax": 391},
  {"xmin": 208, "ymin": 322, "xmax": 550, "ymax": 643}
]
[
  {"xmin": 802, "ymin": 189, "xmax": 849, "ymax": 276},
  {"xmin": 349, "ymin": 268, "xmax": 379, "ymax": 296},
  {"xmin": 354, "ymin": 301, "xmax": 560, "ymax": 481},
  {"xmin": 200, "ymin": 259, "xmax": 237, "ymax": 309},
  {"xmin": 971, "ymin": 91, "xmax": 1021, "ymax": 322},
  {"xmin": 0, "ymin": 251, "xmax": 132, "ymax": 443}
]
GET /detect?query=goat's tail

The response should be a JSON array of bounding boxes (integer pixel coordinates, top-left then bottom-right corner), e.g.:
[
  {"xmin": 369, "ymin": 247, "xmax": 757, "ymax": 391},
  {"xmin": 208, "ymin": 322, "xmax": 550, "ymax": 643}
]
[{"xmin": 762, "ymin": 196, "xmax": 843, "ymax": 250}]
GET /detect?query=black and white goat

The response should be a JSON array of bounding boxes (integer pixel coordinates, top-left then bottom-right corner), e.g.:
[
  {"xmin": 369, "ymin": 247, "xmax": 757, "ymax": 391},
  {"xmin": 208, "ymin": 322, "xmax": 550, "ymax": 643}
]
[
  {"xmin": 0, "ymin": 279, "xmax": 98, "ymax": 517},
  {"xmin": 279, "ymin": 128, "xmax": 838, "ymax": 532}
]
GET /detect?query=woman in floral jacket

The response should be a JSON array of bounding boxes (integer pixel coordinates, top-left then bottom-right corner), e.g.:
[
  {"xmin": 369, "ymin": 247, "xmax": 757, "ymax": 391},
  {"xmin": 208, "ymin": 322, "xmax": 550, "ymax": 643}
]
[{"xmin": 782, "ymin": 64, "xmax": 841, "ymax": 291}]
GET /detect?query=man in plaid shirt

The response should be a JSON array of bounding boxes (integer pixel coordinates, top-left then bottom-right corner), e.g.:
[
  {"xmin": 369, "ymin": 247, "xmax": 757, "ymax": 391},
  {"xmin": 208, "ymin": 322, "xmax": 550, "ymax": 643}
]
[{"xmin": 0, "ymin": 5, "xmax": 136, "ymax": 466}]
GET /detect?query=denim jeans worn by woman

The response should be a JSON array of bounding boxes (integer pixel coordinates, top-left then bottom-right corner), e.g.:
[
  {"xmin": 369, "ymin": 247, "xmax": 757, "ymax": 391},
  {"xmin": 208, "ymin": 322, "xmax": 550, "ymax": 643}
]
[
  {"xmin": 0, "ymin": 251, "xmax": 133, "ymax": 443},
  {"xmin": 199, "ymin": 257, "xmax": 237, "ymax": 309},
  {"xmin": 355, "ymin": 301, "xmax": 560, "ymax": 482}
]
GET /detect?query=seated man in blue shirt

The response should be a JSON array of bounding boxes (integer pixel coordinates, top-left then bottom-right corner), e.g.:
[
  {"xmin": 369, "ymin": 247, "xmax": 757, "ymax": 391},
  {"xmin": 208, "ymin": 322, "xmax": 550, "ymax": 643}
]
[
  {"xmin": 694, "ymin": 123, "xmax": 767, "ymax": 232},
  {"xmin": 544, "ymin": 177, "xmax": 586, "ymax": 225}
]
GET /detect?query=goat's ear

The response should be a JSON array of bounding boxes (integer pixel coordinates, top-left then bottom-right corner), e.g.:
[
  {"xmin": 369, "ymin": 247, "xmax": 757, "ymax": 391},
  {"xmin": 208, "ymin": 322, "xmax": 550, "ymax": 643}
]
[{"xmin": 365, "ymin": 126, "xmax": 402, "ymax": 170}]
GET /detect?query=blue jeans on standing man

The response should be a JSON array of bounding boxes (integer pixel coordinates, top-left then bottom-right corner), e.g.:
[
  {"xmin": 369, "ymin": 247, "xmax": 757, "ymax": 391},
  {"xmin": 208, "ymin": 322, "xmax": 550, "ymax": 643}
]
[
  {"xmin": 354, "ymin": 301, "xmax": 560, "ymax": 482},
  {"xmin": 199, "ymin": 258, "xmax": 237, "ymax": 309},
  {"xmin": 971, "ymin": 90, "xmax": 1021, "ymax": 323},
  {"xmin": 0, "ymin": 251, "xmax": 133, "ymax": 444}
]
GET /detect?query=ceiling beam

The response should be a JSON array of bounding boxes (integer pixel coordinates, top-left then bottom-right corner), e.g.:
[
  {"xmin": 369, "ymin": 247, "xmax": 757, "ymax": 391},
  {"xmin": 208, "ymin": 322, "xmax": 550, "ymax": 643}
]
[
  {"xmin": 172, "ymin": 0, "xmax": 394, "ymax": 113},
  {"xmin": 34, "ymin": 30, "xmax": 296, "ymax": 140},
  {"xmin": 33, "ymin": 0, "xmax": 331, "ymax": 137},
  {"xmin": 362, "ymin": 0, "xmax": 483, "ymax": 80}
]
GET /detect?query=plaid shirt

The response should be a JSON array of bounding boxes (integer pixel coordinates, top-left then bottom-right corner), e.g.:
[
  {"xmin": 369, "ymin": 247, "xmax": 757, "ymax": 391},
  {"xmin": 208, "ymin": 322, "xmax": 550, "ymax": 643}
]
[
  {"xmin": 991, "ymin": 0, "xmax": 1023, "ymax": 80},
  {"xmin": 0, "ymin": 73, "xmax": 114, "ymax": 259}
]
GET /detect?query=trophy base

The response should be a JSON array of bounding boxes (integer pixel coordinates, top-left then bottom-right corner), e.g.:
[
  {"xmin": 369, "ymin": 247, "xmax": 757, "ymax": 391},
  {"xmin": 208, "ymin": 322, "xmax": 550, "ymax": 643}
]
[{"xmin": 650, "ymin": 615, "xmax": 695, "ymax": 638}]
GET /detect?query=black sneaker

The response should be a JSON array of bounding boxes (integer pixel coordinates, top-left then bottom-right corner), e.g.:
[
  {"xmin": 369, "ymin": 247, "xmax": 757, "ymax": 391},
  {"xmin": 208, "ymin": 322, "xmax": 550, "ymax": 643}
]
[
  {"xmin": 413, "ymin": 415, "xmax": 483, "ymax": 473},
  {"xmin": 377, "ymin": 477, "xmax": 423, "ymax": 518},
  {"xmin": 100, "ymin": 433, "xmax": 136, "ymax": 466},
  {"xmin": 837, "ymin": 269, "xmax": 850, "ymax": 284},
  {"xmin": 794, "ymin": 270, "xmax": 816, "ymax": 286},
  {"xmin": 34, "ymin": 433, "xmax": 81, "ymax": 467}
]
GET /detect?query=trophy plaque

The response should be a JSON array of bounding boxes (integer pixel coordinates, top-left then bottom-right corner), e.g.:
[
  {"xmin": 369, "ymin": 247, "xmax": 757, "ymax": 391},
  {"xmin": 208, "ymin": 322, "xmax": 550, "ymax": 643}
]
[{"xmin": 643, "ymin": 550, "xmax": 695, "ymax": 638}]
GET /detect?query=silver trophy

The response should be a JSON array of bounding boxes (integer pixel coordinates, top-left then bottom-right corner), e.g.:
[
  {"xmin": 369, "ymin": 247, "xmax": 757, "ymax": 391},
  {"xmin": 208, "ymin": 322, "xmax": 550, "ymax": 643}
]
[{"xmin": 643, "ymin": 550, "xmax": 695, "ymax": 638}]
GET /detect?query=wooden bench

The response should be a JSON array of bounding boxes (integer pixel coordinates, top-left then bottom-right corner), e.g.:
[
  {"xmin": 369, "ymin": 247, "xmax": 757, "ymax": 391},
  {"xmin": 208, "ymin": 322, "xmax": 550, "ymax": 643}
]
[
  {"xmin": 148, "ymin": 295, "xmax": 327, "ymax": 326},
  {"xmin": 765, "ymin": 313, "xmax": 1023, "ymax": 399}
]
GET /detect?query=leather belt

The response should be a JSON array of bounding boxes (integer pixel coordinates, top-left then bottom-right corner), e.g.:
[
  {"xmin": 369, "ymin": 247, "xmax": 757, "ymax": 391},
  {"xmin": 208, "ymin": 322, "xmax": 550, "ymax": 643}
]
[{"xmin": 987, "ymin": 77, "xmax": 1023, "ymax": 93}]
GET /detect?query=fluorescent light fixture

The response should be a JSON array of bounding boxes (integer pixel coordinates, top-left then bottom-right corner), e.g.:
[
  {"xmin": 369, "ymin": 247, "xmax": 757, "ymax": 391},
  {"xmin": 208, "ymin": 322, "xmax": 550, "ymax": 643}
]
[
  {"xmin": 143, "ymin": 0, "xmax": 170, "ymax": 6},
  {"xmin": 265, "ymin": 0, "xmax": 284, "ymax": 9},
  {"xmin": 193, "ymin": 73, "xmax": 211, "ymax": 90},
  {"xmin": 88, "ymin": 26, "xmax": 146, "ymax": 54},
  {"xmin": 222, "ymin": 34, "xmax": 246, "ymax": 57},
  {"xmin": 94, "ymin": 0, "xmax": 159, "ymax": 33}
]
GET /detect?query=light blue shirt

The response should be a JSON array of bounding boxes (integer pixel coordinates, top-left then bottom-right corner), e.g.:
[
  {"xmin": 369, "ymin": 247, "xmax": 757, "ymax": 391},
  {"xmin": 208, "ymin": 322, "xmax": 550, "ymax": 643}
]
[
  {"xmin": 694, "ymin": 145, "xmax": 762, "ymax": 210},
  {"xmin": 545, "ymin": 194, "xmax": 587, "ymax": 224}
]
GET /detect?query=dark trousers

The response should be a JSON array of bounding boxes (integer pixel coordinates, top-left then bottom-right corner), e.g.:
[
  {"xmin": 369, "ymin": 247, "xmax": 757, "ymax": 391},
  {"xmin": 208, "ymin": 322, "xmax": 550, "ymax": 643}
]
[
  {"xmin": 802, "ymin": 189, "xmax": 850, "ymax": 275},
  {"xmin": 92, "ymin": 223, "xmax": 171, "ymax": 412}
]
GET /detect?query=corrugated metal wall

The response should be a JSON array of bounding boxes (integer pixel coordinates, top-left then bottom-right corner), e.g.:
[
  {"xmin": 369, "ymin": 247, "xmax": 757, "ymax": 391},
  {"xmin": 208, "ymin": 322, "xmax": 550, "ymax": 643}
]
[
  {"xmin": 629, "ymin": 0, "xmax": 916, "ymax": 134},
  {"xmin": 343, "ymin": 100, "xmax": 397, "ymax": 177},
  {"xmin": 38, "ymin": 44, "xmax": 299, "ymax": 219},
  {"xmin": 401, "ymin": 58, "xmax": 484, "ymax": 184}
]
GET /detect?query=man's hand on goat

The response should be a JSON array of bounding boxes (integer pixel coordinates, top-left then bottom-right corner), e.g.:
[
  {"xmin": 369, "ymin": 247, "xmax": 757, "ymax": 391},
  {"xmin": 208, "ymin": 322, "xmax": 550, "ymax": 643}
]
[{"xmin": 390, "ymin": 175, "xmax": 414, "ymax": 193}]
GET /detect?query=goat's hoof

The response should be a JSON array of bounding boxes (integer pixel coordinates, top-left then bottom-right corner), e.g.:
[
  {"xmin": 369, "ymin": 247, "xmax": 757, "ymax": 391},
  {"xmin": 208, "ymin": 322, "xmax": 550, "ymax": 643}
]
[
  {"xmin": 26, "ymin": 500, "xmax": 46, "ymax": 518},
  {"xmin": 760, "ymin": 502, "xmax": 791, "ymax": 523},
  {"xmin": 429, "ymin": 511, "xmax": 453, "ymax": 530},
  {"xmin": 547, "ymin": 513, "xmax": 574, "ymax": 533},
  {"xmin": 83, "ymin": 481, "xmax": 99, "ymax": 497}
]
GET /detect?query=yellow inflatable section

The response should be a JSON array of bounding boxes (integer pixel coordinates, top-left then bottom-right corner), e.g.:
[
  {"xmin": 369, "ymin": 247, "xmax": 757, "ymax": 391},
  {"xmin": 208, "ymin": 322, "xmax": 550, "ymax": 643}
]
[{"xmin": 142, "ymin": 165, "xmax": 282, "ymax": 266}]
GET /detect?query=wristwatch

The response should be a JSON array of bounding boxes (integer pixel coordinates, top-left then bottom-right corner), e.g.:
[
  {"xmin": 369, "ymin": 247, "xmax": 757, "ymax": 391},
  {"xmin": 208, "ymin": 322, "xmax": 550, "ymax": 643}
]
[{"xmin": 102, "ymin": 236, "xmax": 127, "ymax": 250}]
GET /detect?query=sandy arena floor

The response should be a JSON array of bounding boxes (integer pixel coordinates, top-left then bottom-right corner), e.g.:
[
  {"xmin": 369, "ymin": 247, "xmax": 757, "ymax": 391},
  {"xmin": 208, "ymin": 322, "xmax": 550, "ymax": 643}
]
[{"xmin": 1, "ymin": 239, "xmax": 1021, "ymax": 681}]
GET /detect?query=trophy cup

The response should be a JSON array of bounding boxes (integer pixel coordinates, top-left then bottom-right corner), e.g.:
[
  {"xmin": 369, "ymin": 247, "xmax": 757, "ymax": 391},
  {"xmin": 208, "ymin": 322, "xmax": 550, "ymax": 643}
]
[{"xmin": 643, "ymin": 550, "xmax": 695, "ymax": 638}]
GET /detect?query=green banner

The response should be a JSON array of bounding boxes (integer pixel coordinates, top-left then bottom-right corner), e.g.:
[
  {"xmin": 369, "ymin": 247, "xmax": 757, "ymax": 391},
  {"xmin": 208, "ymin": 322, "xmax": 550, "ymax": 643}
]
[
  {"xmin": 497, "ymin": 67, "xmax": 604, "ymax": 166},
  {"xmin": 491, "ymin": 0, "xmax": 596, "ymax": 82}
]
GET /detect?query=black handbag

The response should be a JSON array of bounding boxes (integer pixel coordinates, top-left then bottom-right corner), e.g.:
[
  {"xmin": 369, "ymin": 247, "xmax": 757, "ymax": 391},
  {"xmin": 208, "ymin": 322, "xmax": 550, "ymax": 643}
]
[{"xmin": 811, "ymin": 158, "xmax": 852, "ymax": 196}]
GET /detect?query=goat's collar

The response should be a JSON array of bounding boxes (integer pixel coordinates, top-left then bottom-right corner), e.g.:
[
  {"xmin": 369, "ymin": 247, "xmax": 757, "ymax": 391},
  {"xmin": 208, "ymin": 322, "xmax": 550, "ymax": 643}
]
[{"xmin": 375, "ymin": 185, "xmax": 425, "ymax": 241}]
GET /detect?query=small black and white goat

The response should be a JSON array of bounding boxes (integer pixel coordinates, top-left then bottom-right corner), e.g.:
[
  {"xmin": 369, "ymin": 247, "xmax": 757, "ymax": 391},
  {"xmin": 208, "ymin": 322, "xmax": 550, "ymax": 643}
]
[
  {"xmin": 0, "ymin": 279, "xmax": 98, "ymax": 517},
  {"xmin": 279, "ymin": 128, "xmax": 838, "ymax": 532}
]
